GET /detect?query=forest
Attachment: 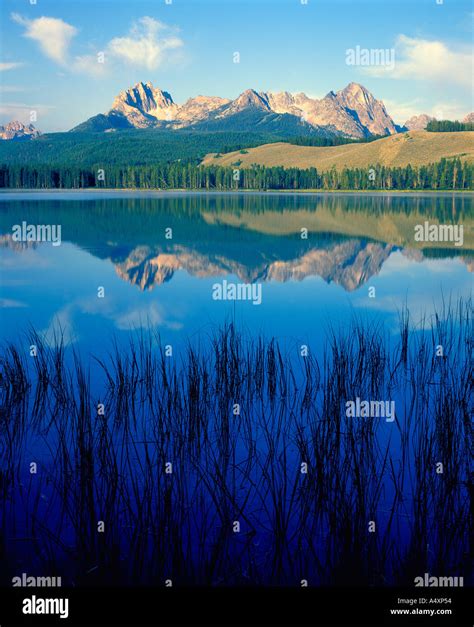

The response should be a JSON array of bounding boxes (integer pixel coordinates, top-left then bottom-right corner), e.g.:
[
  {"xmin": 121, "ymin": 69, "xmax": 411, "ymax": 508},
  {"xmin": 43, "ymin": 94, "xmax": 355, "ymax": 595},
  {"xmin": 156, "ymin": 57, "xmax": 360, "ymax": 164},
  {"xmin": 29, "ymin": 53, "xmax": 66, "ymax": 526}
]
[
  {"xmin": 426, "ymin": 120, "xmax": 474, "ymax": 132},
  {"xmin": 0, "ymin": 158, "xmax": 472, "ymax": 190},
  {"xmin": 0, "ymin": 130, "xmax": 378, "ymax": 168}
]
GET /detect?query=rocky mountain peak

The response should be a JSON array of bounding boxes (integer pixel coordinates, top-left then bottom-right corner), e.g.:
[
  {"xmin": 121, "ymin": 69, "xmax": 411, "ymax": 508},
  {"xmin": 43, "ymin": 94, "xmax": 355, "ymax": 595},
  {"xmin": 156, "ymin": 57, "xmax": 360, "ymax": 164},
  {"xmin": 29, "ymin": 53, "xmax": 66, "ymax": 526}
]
[
  {"xmin": 233, "ymin": 89, "xmax": 271, "ymax": 110},
  {"xmin": 340, "ymin": 82, "xmax": 370, "ymax": 97},
  {"xmin": 110, "ymin": 81, "xmax": 178, "ymax": 126},
  {"xmin": 335, "ymin": 82, "xmax": 397, "ymax": 136},
  {"xmin": 114, "ymin": 81, "xmax": 174, "ymax": 112},
  {"xmin": 265, "ymin": 91, "xmax": 299, "ymax": 112},
  {"xmin": 0, "ymin": 120, "xmax": 41, "ymax": 141},
  {"xmin": 403, "ymin": 114, "xmax": 435, "ymax": 131},
  {"xmin": 72, "ymin": 81, "xmax": 400, "ymax": 139}
]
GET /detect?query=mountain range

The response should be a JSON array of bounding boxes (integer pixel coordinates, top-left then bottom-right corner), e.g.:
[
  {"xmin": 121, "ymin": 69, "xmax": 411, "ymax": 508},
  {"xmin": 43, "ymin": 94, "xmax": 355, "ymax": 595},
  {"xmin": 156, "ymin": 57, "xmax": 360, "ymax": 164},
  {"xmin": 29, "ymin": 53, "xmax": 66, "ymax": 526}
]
[
  {"xmin": 2, "ymin": 195, "xmax": 472, "ymax": 291},
  {"xmin": 0, "ymin": 121, "xmax": 41, "ymax": 141},
  {"xmin": 71, "ymin": 81, "xmax": 400, "ymax": 138},
  {"xmin": 3, "ymin": 229, "xmax": 470, "ymax": 292},
  {"xmin": 112, "ymin": 239, "xmax": 397, "ymax": 292},
  {"xmin": 2, "ymin": 81, "xmax": 473, "ymax": 141}
]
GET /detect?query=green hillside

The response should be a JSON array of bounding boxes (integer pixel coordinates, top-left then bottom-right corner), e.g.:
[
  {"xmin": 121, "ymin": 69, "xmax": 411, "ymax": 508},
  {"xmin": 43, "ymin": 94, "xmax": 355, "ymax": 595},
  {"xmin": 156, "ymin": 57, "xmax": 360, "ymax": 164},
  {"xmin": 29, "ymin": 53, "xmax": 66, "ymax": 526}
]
[{"xmin": 0, "ymin": 130, "xmax": 285, "ymax": 167}]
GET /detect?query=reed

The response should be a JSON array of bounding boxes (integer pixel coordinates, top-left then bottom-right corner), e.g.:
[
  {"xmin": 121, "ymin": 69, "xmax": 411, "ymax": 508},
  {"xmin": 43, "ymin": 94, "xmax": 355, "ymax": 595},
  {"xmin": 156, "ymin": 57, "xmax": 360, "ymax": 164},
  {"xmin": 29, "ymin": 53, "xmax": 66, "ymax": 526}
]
[{"xmin": 0, "ymin": 300, "xmax": 471, "ymax": 586}]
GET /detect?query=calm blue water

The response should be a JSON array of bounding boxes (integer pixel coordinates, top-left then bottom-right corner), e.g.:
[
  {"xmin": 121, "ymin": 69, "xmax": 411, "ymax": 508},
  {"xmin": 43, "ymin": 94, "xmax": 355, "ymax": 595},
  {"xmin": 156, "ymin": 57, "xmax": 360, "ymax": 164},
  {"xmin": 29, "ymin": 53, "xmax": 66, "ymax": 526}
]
[
  {"xmin": 0, "ymin": 192, "xmax": 472, "ymax": 586},
  {"xmin": 1, "ymin": 192, "xmax": 472, "ymax": 355}
]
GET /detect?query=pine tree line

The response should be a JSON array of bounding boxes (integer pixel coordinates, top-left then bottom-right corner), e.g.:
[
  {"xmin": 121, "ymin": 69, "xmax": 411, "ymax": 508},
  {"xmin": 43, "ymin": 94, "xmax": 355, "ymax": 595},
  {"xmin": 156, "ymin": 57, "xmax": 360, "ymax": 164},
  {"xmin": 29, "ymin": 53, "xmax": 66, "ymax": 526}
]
[
  {"xmin": 0, "ymin": 158, "xmax": 472, "ymax": 190},
  {"xmin": 426, "ymin": 120, "xmax": 474, "ymax": 132}
]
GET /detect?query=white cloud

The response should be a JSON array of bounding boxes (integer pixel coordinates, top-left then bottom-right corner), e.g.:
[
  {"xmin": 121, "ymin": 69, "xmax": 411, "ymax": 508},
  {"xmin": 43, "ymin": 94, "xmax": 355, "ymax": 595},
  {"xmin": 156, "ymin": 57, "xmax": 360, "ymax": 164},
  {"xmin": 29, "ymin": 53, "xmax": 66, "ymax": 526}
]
[
  {"xmin": 107, "ymin": 16, "xmax": 184, "ymax": 70},
  {"xmin": 428, "ymin": 102, "xmax": 472, "ymax": 121},
  {"xmin": 0, "ymin": 102, "xmax": 55, "ymax": 125},
  {"xmin": 11, "ymin": 13, "xmax": 77, "ymax": 66},
  {"xmin": 73, "ymin": 17, "xmax": 185, "ymax": 76},
  {"xmin": 384, "ymin": 97, "xmax": 470, "ymax": 125},
  {"xmin": 41, "ymin": 305, "xmax": 78, "ymax": 347},
  {"xmin": 73, "ymin": 54, "xmax": 108, "ymax": 77},
  {"xmin": 0, "ymin": 85, "xmax": 27, "ymax": 93},
  {"xmin": 114, "ymin": 302, "xmax": 165, "ymax": 330},
  {"xmin": 382, "ymin": 98, "xmax": 424, "ymax": 124},
  {"xmin": 0, "ymin": 298, "xmax": 28, "ymax": 308},
  {"xmin": 363, "ymin": 35, "xmax": 472, "ymax": 88},
  {"xmin": 10, "ymin": 13, "xmax": 184, "ymax": 77},
  {"xmin": 0, "ymin": 61, "xmax": 24, "ymax": 71}
]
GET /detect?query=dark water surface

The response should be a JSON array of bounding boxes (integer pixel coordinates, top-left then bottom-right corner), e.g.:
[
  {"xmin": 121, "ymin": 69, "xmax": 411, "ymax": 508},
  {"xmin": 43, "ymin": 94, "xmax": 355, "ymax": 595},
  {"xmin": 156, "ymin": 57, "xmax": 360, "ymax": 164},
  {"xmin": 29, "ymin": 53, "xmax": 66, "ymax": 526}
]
[{"xmin": 0, "ymin": 192, "xmax": 472, "ymax": 587}]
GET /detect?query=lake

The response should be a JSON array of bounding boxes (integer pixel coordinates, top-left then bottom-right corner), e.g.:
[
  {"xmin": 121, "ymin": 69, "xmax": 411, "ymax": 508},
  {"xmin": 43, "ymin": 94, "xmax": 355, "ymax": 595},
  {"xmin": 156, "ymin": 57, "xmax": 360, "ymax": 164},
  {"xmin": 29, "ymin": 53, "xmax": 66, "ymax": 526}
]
[
  {"xmin": 1, "ymin": 191, "xmax": 472, "ymax": 353},
  {"xmin": 0, "ymin": 191, "xmax": 472, "ymax": 587}
]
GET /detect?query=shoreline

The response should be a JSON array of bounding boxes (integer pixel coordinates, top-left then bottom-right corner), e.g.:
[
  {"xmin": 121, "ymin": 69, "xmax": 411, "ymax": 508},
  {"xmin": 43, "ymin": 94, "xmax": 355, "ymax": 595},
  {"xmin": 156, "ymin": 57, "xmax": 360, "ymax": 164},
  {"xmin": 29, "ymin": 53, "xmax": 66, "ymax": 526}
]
[{"xmin": 1, "ymin": 188, "xmax": 473, "ymax": 196}]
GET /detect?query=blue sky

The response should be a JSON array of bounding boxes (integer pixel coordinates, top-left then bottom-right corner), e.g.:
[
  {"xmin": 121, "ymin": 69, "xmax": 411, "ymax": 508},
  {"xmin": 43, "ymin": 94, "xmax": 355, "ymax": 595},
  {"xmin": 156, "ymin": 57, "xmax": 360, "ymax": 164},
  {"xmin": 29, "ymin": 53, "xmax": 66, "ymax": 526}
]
[{"xmin": 1, "ymin": 0, "xmax": 472, "ymax": 131}]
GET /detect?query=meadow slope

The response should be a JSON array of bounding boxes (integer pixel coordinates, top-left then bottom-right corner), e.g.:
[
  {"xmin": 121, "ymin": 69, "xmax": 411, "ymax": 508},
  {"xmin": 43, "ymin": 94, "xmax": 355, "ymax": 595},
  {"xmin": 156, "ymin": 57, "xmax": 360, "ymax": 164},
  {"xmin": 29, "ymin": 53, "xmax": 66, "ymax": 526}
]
[{"xmin": 202, "ymin": 131, "xmax": 474, "ymax": 171}]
